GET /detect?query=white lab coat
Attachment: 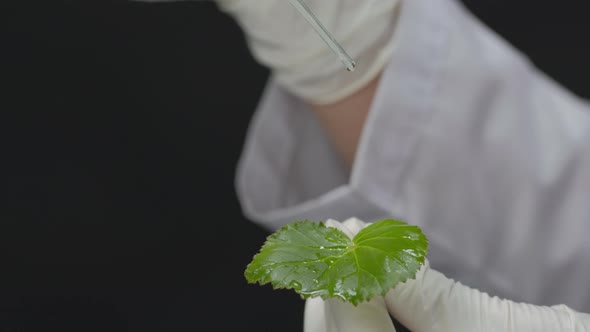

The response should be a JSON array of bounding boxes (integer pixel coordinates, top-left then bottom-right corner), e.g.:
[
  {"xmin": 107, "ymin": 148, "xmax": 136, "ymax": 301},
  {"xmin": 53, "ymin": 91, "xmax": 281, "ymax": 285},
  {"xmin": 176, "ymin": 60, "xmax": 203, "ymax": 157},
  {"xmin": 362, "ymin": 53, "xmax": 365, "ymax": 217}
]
[{"xmin": 235, "ymin": 0, "xmax": 590, "ymax": 312}]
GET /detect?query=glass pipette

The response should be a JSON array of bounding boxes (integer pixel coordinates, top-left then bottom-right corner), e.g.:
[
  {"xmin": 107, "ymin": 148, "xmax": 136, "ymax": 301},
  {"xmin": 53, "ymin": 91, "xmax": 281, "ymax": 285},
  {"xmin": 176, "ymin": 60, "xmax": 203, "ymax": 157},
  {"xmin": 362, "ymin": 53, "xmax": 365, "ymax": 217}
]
[{"xmin": 288, "ymin": 0, "xmax": 357, "ymax": 72}]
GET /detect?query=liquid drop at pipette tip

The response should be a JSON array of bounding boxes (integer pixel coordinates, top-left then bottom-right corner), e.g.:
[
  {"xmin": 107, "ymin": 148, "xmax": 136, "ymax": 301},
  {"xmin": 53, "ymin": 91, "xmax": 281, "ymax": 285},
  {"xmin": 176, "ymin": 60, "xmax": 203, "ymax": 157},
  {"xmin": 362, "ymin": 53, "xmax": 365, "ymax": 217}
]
[{"xmin": 346, "ymin": 61, "xmax": 357, "ymax": 72}]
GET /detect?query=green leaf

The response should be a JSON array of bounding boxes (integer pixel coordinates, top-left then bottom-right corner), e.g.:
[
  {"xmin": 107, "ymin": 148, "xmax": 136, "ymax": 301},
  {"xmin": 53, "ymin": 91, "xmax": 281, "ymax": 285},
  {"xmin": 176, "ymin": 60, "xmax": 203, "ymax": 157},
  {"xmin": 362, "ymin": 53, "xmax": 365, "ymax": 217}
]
[{"xmin": 244, "ymin": 219, "xmax": 428, "ymax": 305}]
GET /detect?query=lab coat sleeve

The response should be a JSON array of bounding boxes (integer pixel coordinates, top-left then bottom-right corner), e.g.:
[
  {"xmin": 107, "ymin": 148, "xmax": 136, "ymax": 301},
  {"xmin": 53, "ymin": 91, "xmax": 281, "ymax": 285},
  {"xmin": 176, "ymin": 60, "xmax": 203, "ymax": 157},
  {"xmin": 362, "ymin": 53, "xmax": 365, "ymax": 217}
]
[{"xmin": 235, "ymin": 0, "xmax": 590, "ymax": 311}]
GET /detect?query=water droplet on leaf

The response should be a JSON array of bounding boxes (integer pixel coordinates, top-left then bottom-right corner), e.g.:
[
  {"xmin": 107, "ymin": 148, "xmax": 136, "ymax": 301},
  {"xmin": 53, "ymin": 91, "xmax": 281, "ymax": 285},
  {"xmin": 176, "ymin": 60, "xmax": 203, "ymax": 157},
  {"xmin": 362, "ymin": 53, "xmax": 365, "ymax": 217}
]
[
  {"xmin": 289, "ymin": 280, "xmax": 302, "ymax": 291},
  {"xmin": 326, "ymin": 233, "xmax": 341, "ymax": 243}
]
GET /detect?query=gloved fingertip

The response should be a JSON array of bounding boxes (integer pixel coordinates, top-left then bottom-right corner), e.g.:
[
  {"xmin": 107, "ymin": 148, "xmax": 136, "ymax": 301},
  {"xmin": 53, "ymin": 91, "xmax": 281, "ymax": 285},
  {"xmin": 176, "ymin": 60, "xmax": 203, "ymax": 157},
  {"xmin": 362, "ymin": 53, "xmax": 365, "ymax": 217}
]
[
  {"xmin": 420, "ymin": 258, "xmax": 431, "ymax": 270},
  {"xmin": 324, "ymin": 219, "xmax": 343, "ymax": 229},
  {"xmin": 325, "ymin": 219, "xmax": 358, "ymax": 238},
  {"xmin": 342, "ymin": 217, "xmax": 368, "ymax": 234}
]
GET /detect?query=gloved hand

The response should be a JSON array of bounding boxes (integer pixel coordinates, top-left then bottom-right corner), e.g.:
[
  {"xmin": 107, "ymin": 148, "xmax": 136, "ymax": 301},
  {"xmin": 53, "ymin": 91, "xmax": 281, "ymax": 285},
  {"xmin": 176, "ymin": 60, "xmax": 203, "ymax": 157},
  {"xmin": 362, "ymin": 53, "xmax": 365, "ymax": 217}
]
[
  {"xmin": 215, "ymin": 0, "xmax": 400, "ymax": 105},
  {"xmin": 134, "ymin": 0, "xmax": 400, "ymax": 105},
  {"xmin": 306, "ymin": 218, "xmax": 590, "ymax": 332}
]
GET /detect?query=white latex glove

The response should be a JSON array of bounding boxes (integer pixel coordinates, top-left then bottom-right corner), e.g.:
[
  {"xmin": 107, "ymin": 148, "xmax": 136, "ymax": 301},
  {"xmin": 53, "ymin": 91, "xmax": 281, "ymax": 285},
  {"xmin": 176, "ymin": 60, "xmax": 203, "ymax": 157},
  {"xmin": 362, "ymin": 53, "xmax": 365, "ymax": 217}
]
[
  {"xmin": 306, "ymin": 218, "xmax": 590, "ymax": 332},
  {"xmin": 134, "ymin": 0, "xmax": 400, "ymax": 104}
]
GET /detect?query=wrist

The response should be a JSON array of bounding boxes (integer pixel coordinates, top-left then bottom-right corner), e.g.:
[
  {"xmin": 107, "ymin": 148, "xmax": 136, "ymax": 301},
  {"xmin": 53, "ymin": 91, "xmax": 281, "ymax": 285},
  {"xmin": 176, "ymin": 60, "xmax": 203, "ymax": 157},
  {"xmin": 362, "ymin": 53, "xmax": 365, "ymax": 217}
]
[{"xmin": 311, "ymin": 75, "xmax": 381, "ymax": 169}]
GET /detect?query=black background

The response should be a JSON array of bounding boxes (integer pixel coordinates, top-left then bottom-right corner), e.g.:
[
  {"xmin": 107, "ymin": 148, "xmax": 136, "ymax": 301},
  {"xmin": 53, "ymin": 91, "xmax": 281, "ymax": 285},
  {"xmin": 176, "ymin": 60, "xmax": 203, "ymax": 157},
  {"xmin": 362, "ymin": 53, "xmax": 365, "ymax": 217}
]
[{"xmin": 1, "ymin": 1, "xmax": 589, "ymax": 331}]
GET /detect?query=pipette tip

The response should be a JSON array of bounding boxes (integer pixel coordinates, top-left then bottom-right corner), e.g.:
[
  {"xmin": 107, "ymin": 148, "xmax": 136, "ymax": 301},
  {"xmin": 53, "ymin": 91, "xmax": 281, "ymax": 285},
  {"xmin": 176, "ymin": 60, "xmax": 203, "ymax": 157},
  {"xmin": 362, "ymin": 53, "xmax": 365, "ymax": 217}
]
[
  {"xmin": 289, "ymin": 0, "xmax": 357, "ymax": 73},
  {"xmin": 346, "ymin": 61, "xmax": 357, "ymax": 72}
]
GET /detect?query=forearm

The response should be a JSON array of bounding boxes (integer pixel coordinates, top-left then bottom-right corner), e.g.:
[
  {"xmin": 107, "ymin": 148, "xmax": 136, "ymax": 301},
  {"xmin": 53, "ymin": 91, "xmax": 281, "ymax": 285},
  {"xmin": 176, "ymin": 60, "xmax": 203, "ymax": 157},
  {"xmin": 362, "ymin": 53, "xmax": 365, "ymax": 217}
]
[{"xmin": 310, "ymin": 75, "xmax": 381, "ymax": 169}]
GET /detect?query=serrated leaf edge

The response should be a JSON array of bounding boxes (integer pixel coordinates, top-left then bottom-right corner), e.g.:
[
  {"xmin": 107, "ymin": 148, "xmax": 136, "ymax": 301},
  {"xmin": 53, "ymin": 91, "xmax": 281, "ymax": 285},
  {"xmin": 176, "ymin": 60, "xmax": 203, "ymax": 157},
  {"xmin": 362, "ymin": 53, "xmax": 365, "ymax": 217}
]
[{"xmin": 244, "ymin": 220, "xmax": 429, "ymax": 306}]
